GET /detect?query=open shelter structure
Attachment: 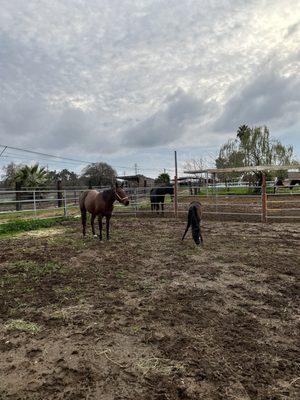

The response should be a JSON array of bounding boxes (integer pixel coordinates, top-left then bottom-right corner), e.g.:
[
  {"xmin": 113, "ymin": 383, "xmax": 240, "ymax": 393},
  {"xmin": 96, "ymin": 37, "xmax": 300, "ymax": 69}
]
[{"xmin": 183, "ymin": 164, "xmax": 300, "ymax": 222}]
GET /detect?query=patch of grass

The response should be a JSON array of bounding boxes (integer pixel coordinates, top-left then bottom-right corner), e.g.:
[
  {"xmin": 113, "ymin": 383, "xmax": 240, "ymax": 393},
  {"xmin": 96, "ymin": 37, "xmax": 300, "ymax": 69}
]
[
  {"xmin": 49, "ymin": 310, "xmax": 69, "ymax": 321},
  {"xmin": 132, "ymin": 325, "xmax": 141, "ymax": 334},
  {"xmin": 0, "ymin": 261, "xmax": 67, "ymax": 290},
  {"xmin": 115, "ymin": 271, "xmax": 125, "ymax": 279},
  {"xmin": 13, "ymin": 260, "xmax": 65, "ymax": 277},
  {"xmin": 4, "ymin": 319, "xmax": 41, "ymax": 334},
  {"xmin": 0, "ymin": 216, "xmax": 76, "ymax": 236}
]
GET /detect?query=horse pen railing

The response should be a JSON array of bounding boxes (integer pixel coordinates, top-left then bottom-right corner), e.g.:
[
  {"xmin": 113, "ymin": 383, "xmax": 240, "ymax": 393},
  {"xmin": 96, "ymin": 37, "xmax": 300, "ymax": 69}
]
[{"xmin": 0, "ymin": 184, "xmax": 300, "ymax": 224}]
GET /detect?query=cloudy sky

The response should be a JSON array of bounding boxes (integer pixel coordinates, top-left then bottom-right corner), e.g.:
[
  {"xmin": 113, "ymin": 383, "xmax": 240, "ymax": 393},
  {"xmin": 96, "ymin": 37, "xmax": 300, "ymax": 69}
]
[{"xmin": 0, "ymin": 0, "xmax": 299, "ymax": 176}]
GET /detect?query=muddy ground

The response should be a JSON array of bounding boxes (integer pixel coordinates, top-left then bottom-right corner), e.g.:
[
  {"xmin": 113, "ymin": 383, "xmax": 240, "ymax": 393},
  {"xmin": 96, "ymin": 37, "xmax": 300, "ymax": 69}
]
[{"xmin": 0, "ymin": 217, "xmax": 299, "ymax": 400}]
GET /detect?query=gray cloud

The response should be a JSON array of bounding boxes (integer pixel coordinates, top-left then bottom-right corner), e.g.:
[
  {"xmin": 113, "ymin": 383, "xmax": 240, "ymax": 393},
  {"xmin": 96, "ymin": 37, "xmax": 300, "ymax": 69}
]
[
  {"xmin": 213, "ymin": 68, "xmax": 300, "ymax": 132},
  {"xmin": 122, "ymin": 89, "xmax": 216, "ymax": 147},
  {"xmin": 0, "ymin": 0, "xmax": 299, "ymax": 167},
  {"xmin": 285, "ymin": 20, "xmax": 300, "ymax": 37}
]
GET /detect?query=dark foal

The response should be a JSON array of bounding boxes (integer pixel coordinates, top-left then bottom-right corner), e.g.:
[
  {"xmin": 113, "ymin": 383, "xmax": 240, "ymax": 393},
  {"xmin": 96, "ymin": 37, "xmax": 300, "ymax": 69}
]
[
  {"xmin": 182, "ymin": 201, "xmax": 203, "ymax": 245},
  {"xmin": 79, "ymin": 183, "xmax": 129, "ymax": 240}
]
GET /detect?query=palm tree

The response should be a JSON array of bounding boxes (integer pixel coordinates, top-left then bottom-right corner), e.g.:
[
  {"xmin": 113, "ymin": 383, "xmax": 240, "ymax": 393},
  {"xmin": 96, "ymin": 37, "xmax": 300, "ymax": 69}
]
[
  {"xmin": 237, "ymin": 124, "xmax": 251, "ymax": 166},
  {"xmin": 14, "ymin": 164, "xmax": 48, "ymax": 187}
]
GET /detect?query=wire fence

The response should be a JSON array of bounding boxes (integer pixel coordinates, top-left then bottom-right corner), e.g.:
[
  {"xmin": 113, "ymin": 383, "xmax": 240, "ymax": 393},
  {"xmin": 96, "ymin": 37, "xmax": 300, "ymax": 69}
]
[{"xmin": 0, "ymin": 183, "xmax": 300, "ymax": 223}]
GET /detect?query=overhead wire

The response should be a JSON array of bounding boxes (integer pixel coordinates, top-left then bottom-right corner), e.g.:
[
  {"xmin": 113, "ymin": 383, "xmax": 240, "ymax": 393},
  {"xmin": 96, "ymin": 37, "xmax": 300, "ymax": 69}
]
[{"xmin": 0, "ymin": 144, "xmax": 172, "ymax": 173}]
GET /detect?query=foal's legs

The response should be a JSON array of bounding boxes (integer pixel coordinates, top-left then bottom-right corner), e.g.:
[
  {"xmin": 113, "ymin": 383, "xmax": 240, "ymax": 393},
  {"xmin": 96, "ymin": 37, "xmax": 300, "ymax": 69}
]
[
  {"xmin": 98, "ymin": 215, "xmax": 103, "ymax": 241},
  {"xmin": 199, "ymin": 223, "xmax": 204, "ymax": 244},
  {"xmin": 91, "ymin": 214, "xmax": 96, "ymax": 237},
  {"xmin": 81, "ymin": 209, "xmax": 87, "ymax": 237},
  {"xmin": 106, "ymin": 215, "xmax": 111, "ymax": 240}
]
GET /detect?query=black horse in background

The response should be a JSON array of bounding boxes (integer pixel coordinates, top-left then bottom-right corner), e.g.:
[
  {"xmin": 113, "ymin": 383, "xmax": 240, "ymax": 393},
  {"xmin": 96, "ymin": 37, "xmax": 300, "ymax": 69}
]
[{"xmin": 150, "ymin": 186, "xmax": 174, "ymax": 213}]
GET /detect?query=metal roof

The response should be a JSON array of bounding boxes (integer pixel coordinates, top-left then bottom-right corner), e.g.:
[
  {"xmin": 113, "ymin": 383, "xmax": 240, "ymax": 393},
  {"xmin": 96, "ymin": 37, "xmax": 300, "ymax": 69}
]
[{"xmin": 184, "ymin": 164, "xmax": 300, "ymax": 174}]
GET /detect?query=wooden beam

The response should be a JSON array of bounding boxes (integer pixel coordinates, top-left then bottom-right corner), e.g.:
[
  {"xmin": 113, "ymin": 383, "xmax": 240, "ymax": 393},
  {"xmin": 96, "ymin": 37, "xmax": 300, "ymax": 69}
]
[{"xmin": 184, "ymin": 164, "xmax": 300, "ymax": 174}]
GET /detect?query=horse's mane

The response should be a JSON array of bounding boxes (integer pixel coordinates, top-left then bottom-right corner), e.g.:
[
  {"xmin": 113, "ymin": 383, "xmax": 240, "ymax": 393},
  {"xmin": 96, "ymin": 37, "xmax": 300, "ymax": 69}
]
[{"xmin": 102, "ymin": 188, "xmax": 114, "ymax": 202}]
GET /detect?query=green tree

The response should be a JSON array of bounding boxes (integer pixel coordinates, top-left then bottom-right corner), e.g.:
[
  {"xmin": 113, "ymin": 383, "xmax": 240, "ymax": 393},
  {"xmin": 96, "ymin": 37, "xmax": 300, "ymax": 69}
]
[
  {"xmin": 57, "ymin": 169, "xmax": 79, "ymax": 186},
  {"xmin": 81, "ymin": 162, "xmax": 116, "ymax": 187},
  {"xmin": 2, "ymin": 162, "xmax": 20, "ymax": 187},
  {"xmin": 155, "ymin": 172, "xmax": 171, "ymax": 185},
  {"xmin": 3, "ymin": 163, "xmax": 48, "ymax": 187},
  {"xmin": 14, "ymin": 164, "xmax": 48, "ymax": 187},
  {"xmin": 216, "ymin": 125, "xmax": 294, "ymax": 182}
]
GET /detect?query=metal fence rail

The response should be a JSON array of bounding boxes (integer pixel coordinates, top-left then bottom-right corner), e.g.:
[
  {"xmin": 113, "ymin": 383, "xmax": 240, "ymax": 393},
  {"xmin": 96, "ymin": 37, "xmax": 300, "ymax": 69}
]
[{"xmin": 0, "ymin": 184, "xmax": 300, "ymax": 223}]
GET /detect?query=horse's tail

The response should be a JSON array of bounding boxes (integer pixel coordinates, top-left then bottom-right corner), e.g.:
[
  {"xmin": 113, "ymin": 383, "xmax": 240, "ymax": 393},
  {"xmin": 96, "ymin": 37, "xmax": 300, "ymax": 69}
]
[
  {"xmin": 79, "ymin": 191, "xmax": 90, "ymax": 237},
  {"xmin": 79, "ymin": 190, "xmax": 90, "ymax": 212},
  {"xmin": 182, "ymin": 205, "xmax": 194, "ymax": 240}
]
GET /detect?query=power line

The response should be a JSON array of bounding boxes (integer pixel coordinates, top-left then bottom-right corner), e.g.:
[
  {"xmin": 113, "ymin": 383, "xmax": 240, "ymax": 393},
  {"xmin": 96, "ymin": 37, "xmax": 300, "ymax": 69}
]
[
  {"xmin": 0, "ymin": 144, "xmax": 172, "ymax": 173},
  {"xmin": 0, "ymin": 146, "xmax": 7, "ymax": 157}
]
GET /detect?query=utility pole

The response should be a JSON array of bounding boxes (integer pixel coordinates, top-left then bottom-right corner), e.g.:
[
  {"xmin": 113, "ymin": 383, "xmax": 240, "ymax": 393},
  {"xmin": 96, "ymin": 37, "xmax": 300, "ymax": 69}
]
[
  {"xmin": 174, "ymin": 151, "xmax": 178, "ymax": 218},
  {"xmin": 134, "ymin": 163, "xmax": 138, "ymax": 175}
]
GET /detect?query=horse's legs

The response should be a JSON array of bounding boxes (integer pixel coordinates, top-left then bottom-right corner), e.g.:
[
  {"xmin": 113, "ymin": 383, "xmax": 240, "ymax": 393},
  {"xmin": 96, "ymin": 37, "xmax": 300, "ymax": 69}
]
[
  {"xmin": 91, "ymin": 214, "xmax": 96, "ymax": 237},
  {"xmin": 106, "ymin": 215, "xmax": 111, "ymax": 240},
  {"xmin": 81, "ymin": 209, "xmax": 87, "ymax": 237},
  {"xmin": 98, "ymin": 215, "xmax": 103, "ymax": 241},
  {"xmin": 156, "ymin": 202, "xmax": 159, "ymax": 214},
  {"xmin": 161, "ymin": 201, "xmax": 164, "ymax": 215},
  {"xmin": 199, "ymin": 223, "xmax": 204, "ymax": 244}
]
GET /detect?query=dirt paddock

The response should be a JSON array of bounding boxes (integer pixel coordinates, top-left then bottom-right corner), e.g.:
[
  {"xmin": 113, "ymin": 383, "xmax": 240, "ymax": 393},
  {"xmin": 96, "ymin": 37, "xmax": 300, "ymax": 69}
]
[{"xmin": 0, "ymin": 217, "xmax": 299, "ymax": 400}]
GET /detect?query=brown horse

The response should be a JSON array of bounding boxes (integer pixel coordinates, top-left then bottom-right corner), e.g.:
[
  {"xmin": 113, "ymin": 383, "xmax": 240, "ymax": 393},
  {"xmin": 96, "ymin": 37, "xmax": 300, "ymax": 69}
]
[
  {"xmin": 79, "ymin": 183, "xmax": 129, "ymax": 240},
  {"xmin": 182, "ymin": 201, "xmax": 203, "ymax": 245}
]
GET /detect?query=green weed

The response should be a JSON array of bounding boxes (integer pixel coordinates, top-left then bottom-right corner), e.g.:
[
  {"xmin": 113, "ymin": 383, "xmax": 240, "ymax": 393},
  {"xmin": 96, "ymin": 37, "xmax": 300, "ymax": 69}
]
[
  {"xmin": 4, "ymin": 319, "xmax": 41, "ymax": 334},
  {"xmin": 115, "ymin": 271, "xmax": 125, "ymax": 279},
  {"xmin": 0, "ymin": 216, "xmax": 75, "ymax": 236}
]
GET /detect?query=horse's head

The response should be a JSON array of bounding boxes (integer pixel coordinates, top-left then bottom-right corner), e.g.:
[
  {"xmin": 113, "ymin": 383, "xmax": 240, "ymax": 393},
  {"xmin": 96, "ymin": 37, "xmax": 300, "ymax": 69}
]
[
  {"xmin": 115, "ymin": 182, "xmax": 129, "ymax": 206},
  {"xmin": 192, "ymin": 227, "xmax": 201, "ymax": 245}
]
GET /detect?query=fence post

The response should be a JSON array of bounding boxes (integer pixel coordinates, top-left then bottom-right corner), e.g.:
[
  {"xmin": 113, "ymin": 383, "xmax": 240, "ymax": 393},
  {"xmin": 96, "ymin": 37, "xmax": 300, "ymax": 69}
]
[
  {"xmin": 212, "ymin": 172, "xmax": 217, "ymax": 213},
  {"xmin": 57, "ymin": 179, "xmax": 63, "ymax": 208},
  {"xmin": 261, "ymin": 174, "xmax": 267, "ymax": 223},
  {"xmin": 33, "ymin": 190, "xmax": 37, "ymax": 217},
  {"xmin": 174, "ymin": 176, "xmax": 178, "ymax": 218},
  {"xmin": 63, "ymin": 190, "xmax": 68, "ymax": 217},
  {"xmin": 15, "ymin": 181, "xmax": 21, "ymax": 211}
]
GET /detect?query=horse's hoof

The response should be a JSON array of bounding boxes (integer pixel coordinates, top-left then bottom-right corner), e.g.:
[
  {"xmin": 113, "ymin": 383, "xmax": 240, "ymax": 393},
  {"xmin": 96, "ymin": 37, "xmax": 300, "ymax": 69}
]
[{"xmin": 93, "ymin": 234, "xmax": 98, "ymax": 238}]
